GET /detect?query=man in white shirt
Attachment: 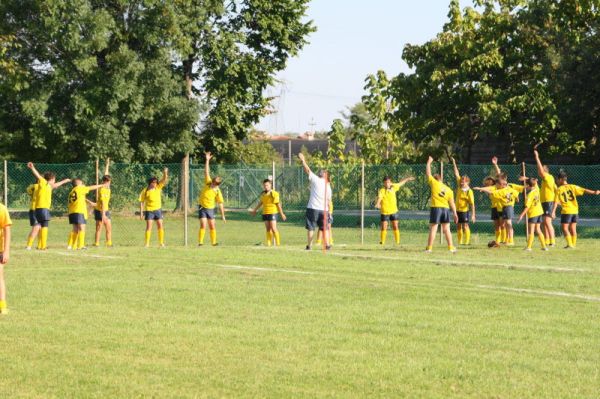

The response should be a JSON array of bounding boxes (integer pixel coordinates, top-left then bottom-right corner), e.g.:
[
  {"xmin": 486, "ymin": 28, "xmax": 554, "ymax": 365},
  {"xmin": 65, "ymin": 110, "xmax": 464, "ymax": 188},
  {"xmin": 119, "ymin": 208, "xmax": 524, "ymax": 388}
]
[{"xmin": 298, "ymin": 153, "xmax": 332, "ymax": 250}]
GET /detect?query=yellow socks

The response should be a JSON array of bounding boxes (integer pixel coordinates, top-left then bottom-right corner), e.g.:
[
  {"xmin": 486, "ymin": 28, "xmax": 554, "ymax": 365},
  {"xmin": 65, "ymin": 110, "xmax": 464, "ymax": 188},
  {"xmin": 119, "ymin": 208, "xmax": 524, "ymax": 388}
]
[
  {"xmin": 210, "ymin": 229, "xmax": 217, "ymax": 245},
  {"xmin": 158, "ymin": 228, "xmax": 164, "ymax": 245},
  {"xmin": 501, "ymin": 227, "xmax": 508, "ymax": 243},
  {"xmin": 144, "ymin": 230, "xmax": 151, "ymax": 246},
  {"xmin": 199, "ymin": 228, "xmax": 206, "ymax": 245},
  {"xmin": 457, "ymin": 228, "xmax": 463, "ymax": 245},
  {"xmin": 537, "ymin": 233, "xmax": 546, "ymax": 249},
  {"xmin": 572, "ymin": 235, "xmax": 577, "ymax": 247},
  {"xmin": 266, "ymin": 231, "xmax": 272, "ymax": 246},
  {"xmin": 393, "ymin": 229, "xmax": 400, "ymax": 244},
  {"xmin": 329, "ymin": 232, "xmax": 333, "ymax": 244},
  {"xmin": 465, "ymin": 228, "xmax": 471, "ymax": 245},
  {"xmin": 316, "ymin": 232, "xmax": 322, "ymax": 244},
  {"xmin": 67, "ymin": 232, "xmax": 76, "ymax": 248},
  {"xmin": 26, "ymin": 235, "xmax": 34, "ymax": 248},
  {"xmin": 40, "ymin": 227, "xmax": 48, "ymax": 249},
  {"xmin": 380, "ymin": 230, "xmax": 387, "ymax": 245},
  {"xmin": 0, "ymin": 300, "xmax": 7, "ymax": 313},
  {"xmin": 527, "ymin": 233, "xmax": 535, "ymax": 249},
  {"xmin": 495, "ymin": 229, "xmax": 501, "ymax": 243},
  {"xmin": 274, "ymin": 231, "xmax": 281, "ymax": 246},
  {"xmin": 77, "ymin": 231, "xmax": 85, "ymax": 249}
]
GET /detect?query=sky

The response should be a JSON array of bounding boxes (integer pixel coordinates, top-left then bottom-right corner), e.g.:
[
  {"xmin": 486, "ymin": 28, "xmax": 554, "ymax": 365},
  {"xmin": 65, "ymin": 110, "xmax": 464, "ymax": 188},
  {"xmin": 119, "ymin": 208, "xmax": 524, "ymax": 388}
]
[{"xmin": 255, "ymin": 0, "xmax": 456, "ymax": 135}]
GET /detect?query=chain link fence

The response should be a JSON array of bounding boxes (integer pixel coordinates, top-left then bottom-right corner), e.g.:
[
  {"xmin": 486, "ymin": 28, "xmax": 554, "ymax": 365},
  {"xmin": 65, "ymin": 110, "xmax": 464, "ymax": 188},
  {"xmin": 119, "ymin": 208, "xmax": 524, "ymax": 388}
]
[{"xmin": 3, "ymin": 159, "xmax": 600, "ymax": 247}]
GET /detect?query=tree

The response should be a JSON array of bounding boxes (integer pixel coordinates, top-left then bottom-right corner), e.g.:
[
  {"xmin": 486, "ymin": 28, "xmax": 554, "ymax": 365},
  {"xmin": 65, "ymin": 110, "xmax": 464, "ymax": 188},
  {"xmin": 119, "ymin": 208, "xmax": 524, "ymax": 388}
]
[{"xmin": 327, "ymin": 119, "xmax": 346, "ymax": 162}]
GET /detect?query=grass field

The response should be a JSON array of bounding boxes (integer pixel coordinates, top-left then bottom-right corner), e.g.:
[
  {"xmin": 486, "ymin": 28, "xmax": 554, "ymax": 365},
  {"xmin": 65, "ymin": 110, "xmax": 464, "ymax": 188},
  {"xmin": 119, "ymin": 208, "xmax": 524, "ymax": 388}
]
[{"xmin": 1, "ymin": 218, "xmax": 599, "ymax": 397}]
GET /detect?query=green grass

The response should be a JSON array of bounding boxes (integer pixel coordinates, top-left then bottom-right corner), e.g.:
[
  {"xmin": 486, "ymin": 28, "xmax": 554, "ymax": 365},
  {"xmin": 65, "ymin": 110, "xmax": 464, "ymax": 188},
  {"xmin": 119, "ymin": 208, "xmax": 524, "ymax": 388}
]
[{"xmin": 1, "ymin": 218, "xmax": 600, "ymax": 397}]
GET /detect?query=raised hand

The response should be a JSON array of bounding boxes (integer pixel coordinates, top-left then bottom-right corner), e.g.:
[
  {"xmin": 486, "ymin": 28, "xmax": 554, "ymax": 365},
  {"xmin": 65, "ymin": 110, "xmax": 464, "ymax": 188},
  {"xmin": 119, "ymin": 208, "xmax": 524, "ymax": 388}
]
[
  {"xmin": 491, "ymin": 156, "xmax": 498, "ymax": 165},
  {"xmin": 205, "ymin": 152, "xmax": 213, "ymax": 162}
]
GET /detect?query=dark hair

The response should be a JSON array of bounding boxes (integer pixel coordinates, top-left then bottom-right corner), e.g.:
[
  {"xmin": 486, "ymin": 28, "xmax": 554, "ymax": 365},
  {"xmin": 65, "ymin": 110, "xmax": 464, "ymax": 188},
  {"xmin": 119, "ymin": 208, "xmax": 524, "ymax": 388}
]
[
  {"xmin": 558, "ymin": 171, "xmax": 568, "ymax": 180},
  {"xmin": 148, "ymin": 177, "xmax": 159, "ymax": 185},
  {"xmin": 383, "ymin": 176, "xmax": 392, "ymax": 182},
  {"xmin": 483, "ymin": 176, "xmax": 496, "ymax": 185},
  {"xmin": 433, "ymin": 173, "xmax": 442, "ymax": 181},
  {"xmin": 526, "ymin": 177, "xmax": 538, "ymax": 187},
  {"xmin": 101, "ymin": 175, "xmax": 111, "ymax": 183},
  {"xmin": 498, "ymin": 172, "xmax": 508, "ymax": 180},
  {"xmin": 263, "ymin": 179, "xmax": 272, "ymax": 184},
  {"xmin": 72, "ymin": 177, "xmax": 82, "ymax": 186},
  {"xmin": 43, "ymin": 172, "xmax": 56, "ymax": 180}
]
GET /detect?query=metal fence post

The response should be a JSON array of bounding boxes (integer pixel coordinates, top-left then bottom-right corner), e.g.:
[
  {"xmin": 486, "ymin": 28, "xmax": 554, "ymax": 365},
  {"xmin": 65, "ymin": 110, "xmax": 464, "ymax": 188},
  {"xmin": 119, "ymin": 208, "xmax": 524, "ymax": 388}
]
[
  {"xmin": 3, "ymin": 160, "xmax": 7, "ymax": 206},
  {"xmin": 440, "ymin": 160, "xmax": 444, "ymax": 244},
  {"xmin": 522, "ymin": 162, "xmax": 529, "ymax": 240},
  {"xmin": 361, "ymin": 160, "xmax": 365, "ymax": 245},
  {"xmin": 183, "ymin": 154, "xmax": 190, "ymax": 246}
]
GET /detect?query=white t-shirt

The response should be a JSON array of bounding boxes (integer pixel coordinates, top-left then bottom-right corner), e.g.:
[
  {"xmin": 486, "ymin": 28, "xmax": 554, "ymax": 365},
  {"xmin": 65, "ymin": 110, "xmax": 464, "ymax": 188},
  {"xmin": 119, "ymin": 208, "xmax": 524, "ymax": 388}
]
[{"xmin": 307, "ymin": 172, "xmax": 332, "ymax": 211}]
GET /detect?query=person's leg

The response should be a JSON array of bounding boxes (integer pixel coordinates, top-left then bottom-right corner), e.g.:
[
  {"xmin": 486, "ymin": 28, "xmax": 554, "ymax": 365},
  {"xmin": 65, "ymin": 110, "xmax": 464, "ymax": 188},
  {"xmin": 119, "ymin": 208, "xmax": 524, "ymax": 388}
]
[
  {"xmin": 307, "ymin": 229, "xmax": 314, "ymax": 248},
  {"xmin": 506, "ymin": 220, "xmax": 514, "ymax": 245},
  {"xmin": 561, "ymin": 223, "xmax": 572, "ymax": 248},
  {"xmin": 271, "ymin": 220, "xmax": 281, "ymax": 246},
  {"xmin": 380, "ymin": 220, "xmax": 388, "ymax": 245},
  {"xmin": 156, "ymin": 219, "xmax": 165, "ymax": 246},
  {"xmin": 457, "ymin": 223, "xmax": 463, "ymax": 245},
  {"xmin": 68, "ymin": 224, "xmax": 77, "ymax": 249},
  {"xmin": 208, "ymin": 219, "xmax": 217, "ymax": 245},
  {"xmin": 316, "ymin": 230, "xmax": 322, "ymax": 244},
  {"xmin": 426, "ymin": 224, "xmax": 437, "ymax": 251},
  {"xmin": 570, "ymin": 223, "xmax": 577, "ymax": 247},
  {"xmin": 544, "ymin": 216, "xmax": 556, "ymax": 246},
  {"xmin": 463, "ymin": 223, "xmax": 471, "ymax": 245},
  {"xmin": 199, "ymin": 218, "xmax": 207, "ymax": 245},
  {"xmin": 27, "ymin": 225, "xmax": 40, "ymax": 249},
  {"xmin": 494, "ymin": 220, "xmax": 502, "ymax": 243},
  {"xmin": 264, "ymin": 220, "xmax": 272, "ymax": 246},
  {"xmin": 77, "ymin": 224, "xmax": 86, "ymax": 249},
  {"xmin": 526, "ymin": 223, "xmax": 535, "ymax": 249},
  {"xmin": 105, "ymin": 218, "xmax": 112, "ymax": 246},
  {"xmin": 0, "ymin": 265, "xmax": 6, "ymax": 313},
  {"xmin": 535, "ymin": 223, "xmax": 546, "ymax": 249},
  {"xmin": 95, "ymin": 220, "xmax": 102, "ymax": 246},
  {"xmin": 145, "ymin": 219, "xmax": 153, "ymax": 247},
  {"xmin": 442, "ymin": 223, "xmax": 455, "ymax": 251},
  {"xmin": 391, "ymin": 220, "xmax": 400, "ymax": 244}
]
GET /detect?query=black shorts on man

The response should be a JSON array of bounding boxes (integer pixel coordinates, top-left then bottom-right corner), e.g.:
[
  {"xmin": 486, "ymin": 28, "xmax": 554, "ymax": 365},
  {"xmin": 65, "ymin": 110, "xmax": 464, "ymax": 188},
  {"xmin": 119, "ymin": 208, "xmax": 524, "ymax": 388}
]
[
  {"xmin": 198, "ymin": 207, "xmax": 215, "ymax": 220},
  {"xmin": 561, "ymin": 214, "xmax": 578, "ymax": 224},
  {"xmin": 94, "ymin": 210, "xmax": 111, "ymax": 221},
  {"xmin": 144, "ymin": 210, "xmax": 163, "ymax": 221},
  {"xmin": 380, "ymin": 213, "xmax": 399, "ymax": 222},
  {"xmin": 429, "ymin": 207, "xmax": 450, "ymax": 224},
  {"xmin": 29, "ymin": 209, "xmax": 40, "ymax": 227},
  {"xmin": 262, "ymin": 214, "xmax": 277, "ymax": 222},
  {"xmin": 501, "ymin": 206, "xmax": 514, "ymax": 220},
  {"xmin": 457, "ymin": 211, "xmax": 470, "ymax": 224},
  {"xmin": 305, "ymin": 208, "xmax": 326, "ymax": 231},
  {"xmin": 68, "ymin": 213, "xmax": 86, "ymax": 225},
  {"xmin": 542, "ymin": 202, "xmax": 554, "ymax": 217},
  {"xmin": 528, "ymin": 215, "xmax": 543, "ymax": 224},
  {"xmin": 34, "ymin": 208, "xmax": 51, "ymax": 227},
  {"xmin": 491, "ymin": 208, "xmax": 500, "ymax": 221}
]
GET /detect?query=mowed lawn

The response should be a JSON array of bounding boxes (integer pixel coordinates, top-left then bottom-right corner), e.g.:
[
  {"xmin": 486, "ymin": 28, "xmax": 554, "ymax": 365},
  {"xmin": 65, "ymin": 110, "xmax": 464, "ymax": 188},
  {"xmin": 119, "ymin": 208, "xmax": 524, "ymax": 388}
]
[{"xmin": 1, "ymin": 218, "xmax": 599, "ymax": 398}]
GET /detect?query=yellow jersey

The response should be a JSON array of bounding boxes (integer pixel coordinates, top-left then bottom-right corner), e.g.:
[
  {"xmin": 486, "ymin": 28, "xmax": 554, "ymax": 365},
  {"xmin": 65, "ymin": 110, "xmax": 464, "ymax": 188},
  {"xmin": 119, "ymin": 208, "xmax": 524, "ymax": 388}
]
[
  {"xmin": 95, "ymin": 187, "xmax": 111, "ymax": 211},
  {"xmin": 27, "ymin": 183, "xmax": 39, "ymax": 210},
  {"xmin": 555, "ymin": 184, "xmax": 586, "ymax": 215},
  {"xmin": 198, "ymin": 178, "xmax": 224, "ymax": 209},
  {"xmin": 260, "ymin": 190, "xmax": 280, "ymax": 215},
  {"xmin": 139, "ymin": 182, "xmax": 165, "ymax": 212},
  {"xmin": 490, "ymin": 186, "xmax": 520, "ymax": 210},
  {"xmin": 540, "ymin": 173, "xmax": 557, "ymax": 203},
  {"xmin": 0, "ymin": 203, "xmax": 11, "ymax": 253},
  {"xmin": 378, "ymin": 183, "xmax": 401, "ymax": 215},
  {"xmin": 486, "ymin": 187, "xmax": 502, "ymax": 210},
  {"xmin": 428, "ymin": 176, "xmax": 453, "ymax": 209},
  {"xmin": 507, "ymin": 184, "xmax": 524, "ymax": 206},
  {"xmin": 524, "ymin": 187, "xmax": 543, "ymax": 218},
  {"xmin": 68, "ymin": 185, "xmax": 91, "ymax": 215},
  {"xmin": 35, "ymin": 177, "xmax": 53, "ymax": 209},
  {"xmin": 455, "ymin": 177, "xmax": 474, "ymax": 212}
]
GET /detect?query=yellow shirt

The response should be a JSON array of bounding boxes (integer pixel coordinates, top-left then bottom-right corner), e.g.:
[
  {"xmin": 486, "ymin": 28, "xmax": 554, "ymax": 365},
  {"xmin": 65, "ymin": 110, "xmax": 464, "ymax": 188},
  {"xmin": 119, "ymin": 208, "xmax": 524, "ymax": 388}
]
[
  {"xmin": 524, "ymin": 187, "xmax": 543, "ymax": 218},
  {"xmin": 139, "ymin": 182, "xmax": 165, "ymax": 212},
  {"xmin": 0, "ymin": 203, "xmax": 12, "ymax": 253},
  {"xmin": 507, "ymin": 184, "xmax": 524, "ymax": 206},
  {"xmin": 95, "ymin": 187, "xmax": 111, "ymax": 211},
  {"xmin": 35, "ymin": 177, "xmax": 53, "ymax": 209},
  {"xmin": 68, "ymin": 185, "xmax": 91, "ymax": 215},
  {"xmin": 428, "ymin": 176, "xmax": 453, "ymax": 209},
  {"xmin": 27, "ymin": 184, "xmax": 39, "ymax": 210},
  {"xmin": 198, "ymin": 178, "xmax": 224, "ymax": 209},
  {"xmin": 455, "ymin": 177, "xmax": 474, "ymax": 212},
  {"xmin": 490, "ymin": 186, "xmax": 520, "ymax": 210},
  {"xmin": 260, "ymin": 190, "xmax": 280, "ymax": 215},
  {"xmin": 541, "ymin": 173, "xmax": 557, "ymax": 203},
  {"xmin": 555, "ymin": 184, "xmax": 586, "ymax": 215},
  {"xmin": 378, "ymin": 183, "xmax": 401, "ymax": 215}
]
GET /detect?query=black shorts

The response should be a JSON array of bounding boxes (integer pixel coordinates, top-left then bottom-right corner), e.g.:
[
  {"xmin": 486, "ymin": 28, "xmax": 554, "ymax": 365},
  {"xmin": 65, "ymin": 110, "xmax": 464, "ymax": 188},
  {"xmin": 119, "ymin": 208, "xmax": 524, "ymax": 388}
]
[
  {"xmin": 561, "ymin": 214, "xmax": 578, "ymax": 224},
  {"xmin": 491, "ymin": 208, "xmax": 500, "ymax": 221},
  {"xmin": 94, "ymin": 210, "xmax": 111, "ymax": 221},
  {"xmin": 380, "ymin": 213, "xmax": 399, "ymax": 222},
  {"xmin": 542, "ymin": 202, "xmax": 554, "ymax": 217},
  {"xmin": 502, "ymin": 206, "xmax": 514, "ymax": 220},
  {"xmin": 144, "ymin": 210, "xmax": 163, "ymax": 220},
  {"xmin": 68, "ymin": 213, "xmax": 86, "ymax": 225},
  {"xmin": 429, "ymin": 207, "xmax": 450, "ymax": 224},
  {"xmin": 262, "ymin": 214, "xmax": 277, "ymax": 222},
  {"xmin": 457, "ymin": 211, "xmax": 470, "ymax": 224},
  {"xmin": 305, "ymin": 208, "xmax": 327, "ymax": 231},
  {"xmin": 198, "ymin": 207, "xmax": 215, "ymax": 220},
  {"xmin": 34, "ymin": 208, "xmax": 51, "ymax": 227},
  {"xmin": 528, "ymin": 215, "xmax": 543, "ymax": 224},
  {"xmin": 28, "ymin": 210, "xmax": 40, "ymax": 227}
]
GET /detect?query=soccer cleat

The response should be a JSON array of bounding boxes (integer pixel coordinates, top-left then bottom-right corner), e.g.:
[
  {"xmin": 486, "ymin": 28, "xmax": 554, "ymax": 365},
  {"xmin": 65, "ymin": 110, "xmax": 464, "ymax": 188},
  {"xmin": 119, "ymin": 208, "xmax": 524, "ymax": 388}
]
[
  {"xmin": 524, "ymin": 248, "xmax": 532, "ymax": 252},
  {"xmin": 198, "ymin": 243, "xmax": 204, "ymax": 247},
  {"xmin": 26, "ymin": 247, "xmax": 32, "ymax": 251},
  {"xmin": 548, "ymin": 244, "xmax": 555, "ymax": 248},
  {"xmin": 564, "ymin": 245, "xmax": 573, "ymax": 250},
  {"xmin": 325, "ymin": 245, "xmax": 331, "ymax": 251},
  {"xmin": 211, "ymin": 243, "xmax": 218, "ymax": 247},
  {"xmin": 93, "ymin": 243, "xmax": 100, "ymax": 247},
  {"xmin": 0, "ymin": 308, "xmax": 8, "ymax": 315},
  {"xmin": 67, "ymin": 246, "xmax": 73, "ymax": 250},
  {"xmin": 305, "ymin": 245, "xmax": 311, "ymax": 250},
  {"xmin": 160, "ymin": 244, "xmax": 166, "ymax": 249},
  {"xmin": 424, "ymin": 249, "xmax": 432, "ymax": 253},
  {"xmin": 79, "ymin": 247, "xmax": 88, "ymax": 251},
  {"xmin": 449, "ymin": 247, "xmax": 457, "ymax": 253},
  {"xmin": 541, "ymin": 247, "xmax": 549, "ymax": 251}
]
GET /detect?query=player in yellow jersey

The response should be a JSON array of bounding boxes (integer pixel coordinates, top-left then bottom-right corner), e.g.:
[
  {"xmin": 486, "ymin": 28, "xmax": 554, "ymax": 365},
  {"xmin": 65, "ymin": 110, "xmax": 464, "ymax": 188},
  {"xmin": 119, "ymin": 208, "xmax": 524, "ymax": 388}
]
[
  {"xmin": 25, "ymin": 183, "xmax": 40, "ymax": 250},
  {"xmin": 451, "ymin": 158, "xmax": 476, "ymax": 245},
  {"xmin": 551, "ymin": 172, "xmax": 600, "ymax": 249},
  {"xmin": 94, "ymin": 160, "xmax": 112, "ymax": 247},
  {"xmin": 26, "ymin": 162, "xmax": 71, "ymax": 250},
  {"xmin": 251, "ymin": 179, "xmax": 287, "ymax": 246},
  {"xmin": 139, "ymin": 168, "xmax": 168, "ymax": 247},
  {"xmin": 375, "ymin": 175, "xmax": 414, "ymax": 245},
  {"xmin": 0, "ymin": 202, "xmax": 12, "ymax": 314},
  {"xmin": 534, "ymin": 149, "xmax": 557, "ymax": 246},
  {"xmin": 475, "ymin": 175, "xmax": 520, "ymax": 246},
  {"xmin": 425, "ymin": 156, "xmax": 458, "ymax": 253},
  {"xmin": 198, "ymin": 152, "xmax": 226, "ymax": 246},
  {"xmin": 67, "ymin": 178, "xmax": 107, "ymax": 250},
  {"xmin": 517, "ymin": 178, "xmax": 548, "ymax": 251},
  {"xmin": 482, "ymin": 176, "xmax": 502, "ymax": 245}
]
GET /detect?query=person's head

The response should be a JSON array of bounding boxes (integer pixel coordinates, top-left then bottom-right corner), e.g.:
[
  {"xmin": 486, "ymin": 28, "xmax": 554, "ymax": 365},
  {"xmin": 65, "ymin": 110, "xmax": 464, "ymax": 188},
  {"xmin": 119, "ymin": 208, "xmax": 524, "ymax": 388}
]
[
  {"xmin": 483, "ymin": 177, "xmax": 496, "ymax": 187},
  {"xmin": 496, "ymin": 172, "xmax": 508, "ymax": 186},
  {"xmin": 526, "ymin": 177, "xmax": 538, "ymax": 188},
  {"xmin": 433, "ymin": 173, "xmax": 442, "ymax": 182},
  {"xmin": 43, "ymin": 172, "xmax": 56, "ymax": 184},
  {"xmin": 211, "ymin": 176, "xmax": 223, "ymax": 188},
  {"xmin": 262, "ymin": 179, "xmax": 272, "ymax": 192},
  {"xmin": 317, "ymin": 170, "xmax": 329, "ymax": 180},
  {"xmin": 543, "ymin": 165, "xmax": 550, "ymax": 173},
  {"xmin": 557, "ymin": 171, "xmax": 568, "ymax": 185},
  {"xmin": 101, "ymin": 175, "xmax": 111, "ymax": 185},
  {"xmin": 383, "ymin": 176, "xmax": 392, "ymax": 189},
  {"xmin": 148, "ymin": 177, "xmax": 159, "ymax": 188},
  {"xmin": 72, "ymin": 178, "xmax": 83, "ymax": 187},
  {"xmin": 460, "ymin": 175, "xmax": 471, "ymax": 188}
]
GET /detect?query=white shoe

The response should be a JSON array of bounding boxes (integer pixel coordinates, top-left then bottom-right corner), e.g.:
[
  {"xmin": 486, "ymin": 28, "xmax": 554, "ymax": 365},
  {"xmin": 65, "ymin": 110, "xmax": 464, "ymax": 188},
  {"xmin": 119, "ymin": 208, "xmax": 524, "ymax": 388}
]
[
  {"xmin": 26, "ymin": 247, "xmax": 32, "ymax": 251},
  {"xmin": 524, "ymin": 248, "xmax": 532, "ymax": 251},
  {"xmin": 67, "ymin": 246, "xmax": 72, "ymax": 250},
  {"xmin": 542, "ymin": 247, "xmax": 549, "ymax": 251},
  {"xmin": 424, "ymin": 249, "xmax": 432, "ymax": 253}
]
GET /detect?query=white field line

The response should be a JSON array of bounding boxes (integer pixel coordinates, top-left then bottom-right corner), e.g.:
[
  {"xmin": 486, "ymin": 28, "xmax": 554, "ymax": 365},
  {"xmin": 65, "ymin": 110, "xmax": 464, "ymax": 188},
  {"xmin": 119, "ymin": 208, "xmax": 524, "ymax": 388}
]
[
  {"xmin": 54, "ymin": 251, "xmax": 124, "ymax": 259},
  {"xmin": 250, "ymin": 246, "xmax": 587, "ymax": 273},
  {"xmin": 477, "ymin": 285, "xmax": 600, "ymax": 303},
  {"xmin": 208, "ymin": 263, "xmax": 315, "ymax": 275}
]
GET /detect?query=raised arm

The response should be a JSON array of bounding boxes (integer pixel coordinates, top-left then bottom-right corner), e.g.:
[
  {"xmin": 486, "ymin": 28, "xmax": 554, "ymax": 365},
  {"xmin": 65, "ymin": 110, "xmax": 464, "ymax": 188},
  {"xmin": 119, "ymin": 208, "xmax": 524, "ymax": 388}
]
[
  {"xmin": 491, "ymin": 156, "xmax": 501, "ymax": 176},
  {"xmin": 583, "ymin": 188, "xmax": 600, "ymax": 195},
  {"xmin": 298, "ymin": 153, "xmax": 311, "ymax": 175},
  {"xmin": 160, "ymin": 168, "xmax": 168, "ymax": 185},
  {"xmin": 470, "ymin": 191, "xmax": 476, "ymax": 222},
  {"xmin": 86, "ymin": 183, "xmax": 106, "ymax": 191},
  {"xmin": 426, "ymin": 156, "xmax": 433, "ymax": 179},
  {"xmin": 204, "ymin": 152, "xmax": 212, "ymax": 181},
  {"xmin": 533, "ymin": 150, "xmax": 545, "ymax": 178},
  {"xmin": 398, "ymin": 176, "xmax": 415, "ymax": 187},
  {"xmin": 27, "ymin": 162, "xmax": 43, "ymax": 180},
  {"xmin": 451, "ymin": 157, "xmax": 460, "ymax": 180},
  {"xmin": 104, "ymin": 158, "xmax": 110, "ymax": 176},
  {"xmin": 86, "ymin": 199, "xmax": 97, "ymax": 207},
  {"xmin": 474, "ymin": 186, "xmax": 494, "ymax": 194},
  {"xmin": 52, "ymin": 178, "xmax": 71, "ymax": 189}
]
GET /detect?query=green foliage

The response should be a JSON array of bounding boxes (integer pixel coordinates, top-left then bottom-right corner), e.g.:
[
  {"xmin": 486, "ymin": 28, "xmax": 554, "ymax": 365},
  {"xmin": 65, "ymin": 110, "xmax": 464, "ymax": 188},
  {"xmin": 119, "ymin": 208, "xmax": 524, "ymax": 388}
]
[
  {"xmin": 326, "ymin": 119, "xmax": 347, "ymax": 162},
  {"xmin": 236, "ymin": 139, "xmax": 283, "ymax": 166}
]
